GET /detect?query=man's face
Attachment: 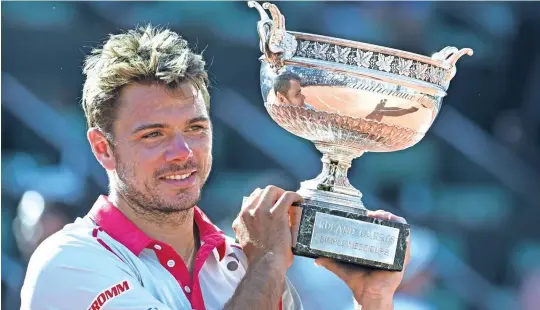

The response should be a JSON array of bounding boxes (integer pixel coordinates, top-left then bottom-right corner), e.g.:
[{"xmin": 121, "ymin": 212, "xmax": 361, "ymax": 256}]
[
  {"xmin": 107, "ymin": 83, "xmax": 212, "ymax": 214},
  {"xmin": 283, "ymin": 79, "xmax": 306, "ymax": 106}
]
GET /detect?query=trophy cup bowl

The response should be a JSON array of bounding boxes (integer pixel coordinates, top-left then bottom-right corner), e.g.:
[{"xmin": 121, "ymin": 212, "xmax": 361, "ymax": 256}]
[{"xmin": 248, "ymin": 1, "xmax": 472, "ymax": 271}]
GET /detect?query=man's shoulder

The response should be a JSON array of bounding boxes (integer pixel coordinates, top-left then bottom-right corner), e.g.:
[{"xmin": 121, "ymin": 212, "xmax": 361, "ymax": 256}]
[
  {"xmin": 25, "ymin": 217, "xmax": 125, "ymax": 281},
  {"xmin": 32, "ymin": 218, "xmax": 99, "ymax": 253},
  {"xmin": 20, "ymin": 218, "xmax": 166, "ymax": 310}
]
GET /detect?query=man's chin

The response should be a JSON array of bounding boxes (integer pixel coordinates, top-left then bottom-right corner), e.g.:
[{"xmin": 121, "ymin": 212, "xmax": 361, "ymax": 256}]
[
  {"xmin": 157, "ymin": 195, "xmax": 200, "ymax": 213},
  {"xmin": 155, "ymin": 204, "xmax": 196, "ymax": 214}
]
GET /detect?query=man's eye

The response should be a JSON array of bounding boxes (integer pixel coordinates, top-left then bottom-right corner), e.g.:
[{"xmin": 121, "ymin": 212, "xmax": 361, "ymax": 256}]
[
  {"xmin": 188, "ymin": 125, "xmax": 205, "ymax": 132},
  {"xmin": 142, "ymin": 132, "xmax": 162, "ymax": 139}
]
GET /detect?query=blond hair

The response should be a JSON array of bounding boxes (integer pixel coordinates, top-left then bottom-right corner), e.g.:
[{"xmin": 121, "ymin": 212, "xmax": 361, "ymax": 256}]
[{"xmin": 82, "ymin": 24, "xmax": 209, "ymax": 139}]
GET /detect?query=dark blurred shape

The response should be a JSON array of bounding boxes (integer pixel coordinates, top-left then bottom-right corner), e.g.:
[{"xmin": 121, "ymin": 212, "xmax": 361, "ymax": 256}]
[{"xmin": 12, "ymin": 191, "xmax": 70, "ymax": 262}]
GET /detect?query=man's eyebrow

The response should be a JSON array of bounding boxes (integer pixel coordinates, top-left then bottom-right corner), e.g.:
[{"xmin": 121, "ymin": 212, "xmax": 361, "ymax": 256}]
[
  {"xmin": 188, "ymin": 116, "xmax": 210, "ymax": 124},
  {"xmin": 131, "ymin": 117, "xmax": 209, "ymax": 134},
  {"xmin": 131, "ymin": 123, "xmax": 166, "ymax": 135}
]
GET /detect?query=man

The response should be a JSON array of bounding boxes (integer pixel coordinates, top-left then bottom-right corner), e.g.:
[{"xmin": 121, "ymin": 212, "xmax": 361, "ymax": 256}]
[
  {"xmin": 21, "ymin": 25, "xmax": 411, "ymax": 310},
  {"xmin": 273, "ymin": 72, "xmax": 313, "ymax": 109}
]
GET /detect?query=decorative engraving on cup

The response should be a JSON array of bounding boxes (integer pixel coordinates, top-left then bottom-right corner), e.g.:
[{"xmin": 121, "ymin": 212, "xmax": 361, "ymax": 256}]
[
  {"xmin": 291, "ymin": 39, "xmax": 474, "ymax": 89},
  {"xmin": 310, "ymin": 212, "xmax": 400, "ymax": 264}
]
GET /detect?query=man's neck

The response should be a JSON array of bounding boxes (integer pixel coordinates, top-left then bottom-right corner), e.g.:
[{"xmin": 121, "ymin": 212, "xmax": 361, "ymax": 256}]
[{"xmin": 109, "ymin": 192, "xmax": 200, "ymax": 272}]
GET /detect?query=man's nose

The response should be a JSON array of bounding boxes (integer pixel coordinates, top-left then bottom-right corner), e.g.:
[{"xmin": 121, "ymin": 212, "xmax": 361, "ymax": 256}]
[{"xmin": 165, "ymin": 135, "xmax": 193, "ymax": 162}]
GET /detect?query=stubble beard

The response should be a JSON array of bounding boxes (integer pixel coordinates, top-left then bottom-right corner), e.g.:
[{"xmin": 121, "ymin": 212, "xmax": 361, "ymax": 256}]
[{"xmin": 111, "ymin": 156, "xmax": 211, "ymax": 227}]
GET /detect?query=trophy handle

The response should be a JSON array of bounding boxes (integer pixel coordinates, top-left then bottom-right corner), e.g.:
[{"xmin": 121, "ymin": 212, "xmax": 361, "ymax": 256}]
[
  {"xmin": 247, "ymin": 1, "xmax": 272, "ymax": 55},
  {"xmin": 432, "ymin": 46, "xmax": 474, "ymax": 85},
  {"xmin": 248, "ymin": 1, "xmax": 298, "ymax": 71}
]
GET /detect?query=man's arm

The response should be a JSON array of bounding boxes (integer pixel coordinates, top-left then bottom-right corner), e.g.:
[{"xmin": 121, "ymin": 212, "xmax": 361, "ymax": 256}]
[
  {"xmin": 227, "ymin": 186, "xmax": 304, "ymax": 310},
  {"xmin": 316, "ymin": 210, "xmax": 411, "ymax": 310},
  {"xmin": 223, "ymin": 253, "xmax": 287, "ymax": 310}
]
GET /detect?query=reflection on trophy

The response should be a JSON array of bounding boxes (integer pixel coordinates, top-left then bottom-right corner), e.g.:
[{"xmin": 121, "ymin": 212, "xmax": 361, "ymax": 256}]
[{"xmin": 248, "ymin": 1, "xmax": 472, "ymax": 271}]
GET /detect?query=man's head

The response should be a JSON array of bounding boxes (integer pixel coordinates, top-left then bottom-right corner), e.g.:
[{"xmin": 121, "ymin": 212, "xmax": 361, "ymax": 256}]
[
  {"xmin": 273, "ymin": 72, "xmax": 306, "ymax": 106},
  {"xmin": 83, "ymin": 25, "xmax": 212, "ymax": 218}
]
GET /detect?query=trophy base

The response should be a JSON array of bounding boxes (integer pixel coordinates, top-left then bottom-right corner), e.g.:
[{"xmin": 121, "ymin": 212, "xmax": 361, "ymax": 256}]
[{"xmin": 292, "ymin": 199, "xmax": 410, "ymax": 271}]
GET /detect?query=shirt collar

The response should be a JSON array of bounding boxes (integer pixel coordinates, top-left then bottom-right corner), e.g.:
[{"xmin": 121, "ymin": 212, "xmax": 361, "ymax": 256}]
[{"xmin": 87, "ymin": 195, "xmax": 227, "ymax": 259}]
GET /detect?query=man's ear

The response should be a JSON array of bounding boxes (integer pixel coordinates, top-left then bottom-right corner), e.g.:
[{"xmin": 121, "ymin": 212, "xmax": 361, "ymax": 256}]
[
  {"xmin": 87, "ymin": 128, "xmax": 116, "ymax": 171},
  {"xmin": 276, "ymin": 93, "xmax": 288, "ymax": 104}
]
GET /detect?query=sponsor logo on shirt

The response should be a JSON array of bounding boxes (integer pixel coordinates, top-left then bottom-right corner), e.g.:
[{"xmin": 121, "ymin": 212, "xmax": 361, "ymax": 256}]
[{"xmin": 88, "ymin": 280, "xmax": 131, "ymax": 310}]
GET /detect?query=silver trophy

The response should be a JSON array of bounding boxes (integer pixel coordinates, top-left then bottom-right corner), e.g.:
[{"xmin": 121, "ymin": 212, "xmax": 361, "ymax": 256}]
[{"xmin": 248, "ymin": 1, "xmax": 472, "ymax": 271}]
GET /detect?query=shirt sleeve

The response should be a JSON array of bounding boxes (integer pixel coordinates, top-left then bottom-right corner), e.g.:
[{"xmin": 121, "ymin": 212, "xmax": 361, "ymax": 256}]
[
  {"xmin": 20, "ymin": 234, "xmax": 179, "ymax": 310},
  {"xmin": 282, "ymin": 277, "xmax": 304, "ymax": 310}
]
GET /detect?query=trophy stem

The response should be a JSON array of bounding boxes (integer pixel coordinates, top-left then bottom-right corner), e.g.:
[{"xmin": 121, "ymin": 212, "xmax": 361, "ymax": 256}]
[{"xmin": 297, "ymin": 142, "xmax": 366, "ymax": 211}]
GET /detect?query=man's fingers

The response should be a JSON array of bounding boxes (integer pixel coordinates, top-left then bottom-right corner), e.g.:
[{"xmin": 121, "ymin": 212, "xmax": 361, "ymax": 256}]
[
  {"xmin": 270, "ymin": 191, "xmax": 304, "ymax": 215},
  {"xmin": 241, "ymin": 187, "xmax": 263, "ymax": 211},
  {"xmin": 256, "ymin": 185, "xmax": 286, "ymax": 211},
  {"xmin": 234, "ymin": 188, "xmax": 263, "ymax": 236},
  {"xmin": 249, "ymin": 187, "xmax": 263, "ymax": 201},
  {"xmin": 367, "ymin": 210, "xmax": 407, "ymax": 224}
]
